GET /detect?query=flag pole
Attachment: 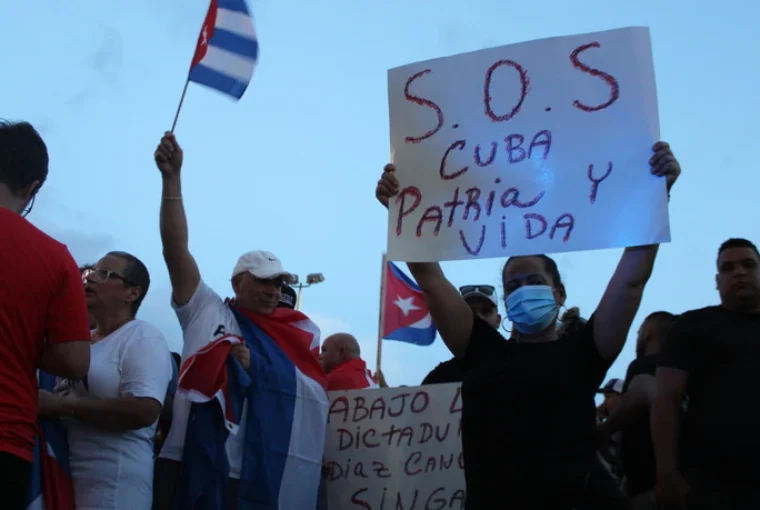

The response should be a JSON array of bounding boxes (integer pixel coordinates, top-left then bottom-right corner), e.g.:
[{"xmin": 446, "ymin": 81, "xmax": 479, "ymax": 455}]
[
  {"xmin": 170, "ymin": 79, "xmax": 190, "ymax": 134},
  {"xmin": 376, "ymin": 252, "xmax": 388, "ymax": 375}
]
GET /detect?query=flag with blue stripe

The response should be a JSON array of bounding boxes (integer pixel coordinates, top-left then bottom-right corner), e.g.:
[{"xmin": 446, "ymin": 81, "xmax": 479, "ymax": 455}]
[{"xmin": 188, "ymin": 0, "xmax": 259, "ymax": 99}]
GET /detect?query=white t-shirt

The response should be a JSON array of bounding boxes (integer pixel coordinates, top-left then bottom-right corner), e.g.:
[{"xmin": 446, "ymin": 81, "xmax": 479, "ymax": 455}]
[
  {"xmin": 63, "ymin": 320, "xmax": 172, "ymax": 510},
  {"xmin": 159, "ymin": 280, "xmax": 249, "ymax": 478}
]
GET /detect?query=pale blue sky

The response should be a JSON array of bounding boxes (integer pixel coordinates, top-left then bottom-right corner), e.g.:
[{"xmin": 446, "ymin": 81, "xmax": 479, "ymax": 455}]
[{"xmin": 2, "ymin": 0, "xmax": 757, "ymax": 387}]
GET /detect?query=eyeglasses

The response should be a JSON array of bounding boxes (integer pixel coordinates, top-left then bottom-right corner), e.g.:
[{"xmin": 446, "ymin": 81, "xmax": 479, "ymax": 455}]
[
  {"xmin": 21, "ymin": 195, "xmax": 35, "ymax": 218},
  {"xmin": 82, "ymin": 268, "xmax": 133, "ymax": 285},
  {"xmin": 459, "ymin": 285, "xmax": 496, "ymax": 297}
]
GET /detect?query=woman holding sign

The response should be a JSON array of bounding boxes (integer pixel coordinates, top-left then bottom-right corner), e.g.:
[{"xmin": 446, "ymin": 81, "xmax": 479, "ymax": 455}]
[{"xmin": 375, "ymin": 141, "xmax": 680, "ymax": 510}]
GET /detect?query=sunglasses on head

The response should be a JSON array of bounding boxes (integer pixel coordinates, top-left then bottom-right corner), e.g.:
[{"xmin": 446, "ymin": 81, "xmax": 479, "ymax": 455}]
[{"xmin": 459, "ymin": 285, "xmax": 496, "ymax": 296}]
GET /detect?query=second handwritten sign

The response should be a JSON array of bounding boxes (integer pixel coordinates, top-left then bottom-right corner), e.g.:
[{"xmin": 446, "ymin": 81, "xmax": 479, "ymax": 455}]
[
  {"xmin": 324, "ymin": 383, "xmax": 465, "ymax": 509},
  {"xmin": 387, "ymin": 26, "xmax": 669, "ymax": 262}
]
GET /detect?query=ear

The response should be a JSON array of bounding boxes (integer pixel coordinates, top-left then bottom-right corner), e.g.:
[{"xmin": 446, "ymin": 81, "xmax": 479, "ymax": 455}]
[
  {"xmin": 231, "ymin": 275, "xmax": 242, "ymax": 294},
  {"xmin": 555, "ymin": 284, "xmax": 567, "ymax": 307},
  {"xmin": 125, "ymin": 286, "xmax": 142, "ymax": 306},
  {"xmin": 715, "ymin": 273, "xmax": 719, "ymax": 291},
  {"xmin": 20, "ymin": 180, "xmax": 41, "ymax": 201}
]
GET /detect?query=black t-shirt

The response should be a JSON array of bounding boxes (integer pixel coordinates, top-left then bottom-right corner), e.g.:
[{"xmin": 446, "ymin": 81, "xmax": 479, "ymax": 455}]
[
  {"xmin": 422, "ymin": 357, "xmax": 465, "ymax": 385},
  {"xmin": 658, "ymin": 305, "xmax": 760, "ymax": 483},
  {"xmin": 620, "ymin": 355, "xmax": 657, "ymax": 495},
  {"xmin": 460, "ymin": 314, "xmax": 612, "ymax": 508}
]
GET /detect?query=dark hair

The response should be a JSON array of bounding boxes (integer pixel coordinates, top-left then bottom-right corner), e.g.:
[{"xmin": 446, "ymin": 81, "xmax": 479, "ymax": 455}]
[
  {"xmin": 79, "ymin": 263, "xmax": 94, "ymax": 272},
  {"xmin": 0, "ymin": 120, "xmax": 49, "ymax": 194},
  {"xmin": 503, "ymin": 254, "xmax": 563, "ymax": 288},
  {"xmin": 718, "ymin": 238, "xmax": 759, "ymax": 260},
  {"xmin": 644, "ymin": 311, "xmax": 678, "ymax": 338},
  {"xmin": 106, "ymin": 251, "xmax": 150, "ymax": 315},
  {"xmin": 558, "ymin": 306, "xmax": 586, "ymax": 337}
]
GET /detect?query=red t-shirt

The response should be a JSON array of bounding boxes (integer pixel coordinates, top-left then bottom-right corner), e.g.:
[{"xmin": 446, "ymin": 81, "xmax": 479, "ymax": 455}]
[
  {"xmin": 0, "ymin": 208, "xmax": 91, "ymax": 461},
  {"xmin": 326, "ymin": 358, "xmax": 378, "ymax": 391}
]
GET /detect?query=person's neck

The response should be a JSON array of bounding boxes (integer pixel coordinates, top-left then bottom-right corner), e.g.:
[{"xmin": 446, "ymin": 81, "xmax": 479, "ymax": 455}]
[
  {"xmin": 513, "ymin": 328, "xmax": 558, "ymax": 343},
  {"xmin": 723, "ymin": 302, "xmax": 760, "ymax": 315},
  {"xmin": 91, "ymin": 310, "xmax": 134, "ymax": 341},
  {"xmin": 0, "ymin": 187, "xmax": 23, "ymax": 215},
  {"xmin": 644, "ymin": 342, "xmax": 660, "ymax": 356}
]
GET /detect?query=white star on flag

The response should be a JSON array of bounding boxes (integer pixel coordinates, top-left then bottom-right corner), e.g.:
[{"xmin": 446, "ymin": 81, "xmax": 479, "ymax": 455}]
[{"xmin": 393, "ymin": 296, "xmax": 420, "ymax": 316}]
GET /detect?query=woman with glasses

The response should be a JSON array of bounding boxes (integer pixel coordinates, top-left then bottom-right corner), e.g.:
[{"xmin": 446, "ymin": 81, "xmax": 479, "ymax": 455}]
[
  {"xmin": 38, "ymin": 251, "xmax": 172, "ymax": 510},
  {"xmin": 374, "ymin": 141, "xmax": 681, "ymax": 509}
]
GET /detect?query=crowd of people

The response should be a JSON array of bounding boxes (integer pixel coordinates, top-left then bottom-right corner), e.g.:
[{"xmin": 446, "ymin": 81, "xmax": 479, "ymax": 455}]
[{"xmin": 1, "ymin": 118, "xmax": 758, "ymax": 510}]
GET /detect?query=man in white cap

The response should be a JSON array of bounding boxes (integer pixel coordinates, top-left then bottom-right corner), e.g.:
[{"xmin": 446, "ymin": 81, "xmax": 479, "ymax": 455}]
[{"xmin": 152, "ymin": 133, "xmax": 324, "ymax": 509}]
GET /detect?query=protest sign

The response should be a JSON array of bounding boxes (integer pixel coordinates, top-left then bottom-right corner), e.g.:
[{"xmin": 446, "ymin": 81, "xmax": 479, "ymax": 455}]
[
  {"xmin": 386, "ymin": 26, "xmax": 668, "ymax": 262},
  {"xmin": 324, "ymin": 383, "xmax": 465, "ymax": 510}
]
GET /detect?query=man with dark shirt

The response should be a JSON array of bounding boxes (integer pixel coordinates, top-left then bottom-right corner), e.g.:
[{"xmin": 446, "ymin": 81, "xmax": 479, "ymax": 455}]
[
  {"xmin": 599, "ymin": 311, "xmax": 676, "ymax": 510},
  {"xmin": 653, "ymin": 238, "xmax": 760, "ymax": 509},
  {"xmin": 422, "ymin": 285, "xmax": 500, "ymax": 385}
]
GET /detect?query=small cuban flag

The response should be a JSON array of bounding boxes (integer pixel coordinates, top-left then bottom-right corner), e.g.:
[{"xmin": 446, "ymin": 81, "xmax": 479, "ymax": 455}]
[
  {"xmin": 188, "ymin": 0, "xmax": 259, "ymax": 100},
  {"xmin": 382, "ymin": 261, "xmax": 437, "ymax": 346}
]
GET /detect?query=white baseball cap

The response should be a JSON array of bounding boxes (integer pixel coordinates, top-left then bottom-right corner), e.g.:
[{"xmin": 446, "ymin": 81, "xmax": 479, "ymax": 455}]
[{"xmin": 231, "ymin": 250, "xmax": 292, "ymax": 280}]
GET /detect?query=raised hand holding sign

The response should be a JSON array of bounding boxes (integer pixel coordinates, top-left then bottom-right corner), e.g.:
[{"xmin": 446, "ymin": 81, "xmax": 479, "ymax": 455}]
[{"xmin": 386, "ymin": 26, "xmax": 670, "ymax": 262}]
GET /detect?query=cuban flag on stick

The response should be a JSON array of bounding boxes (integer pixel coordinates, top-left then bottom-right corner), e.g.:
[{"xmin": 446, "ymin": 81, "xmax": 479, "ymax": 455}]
[
  {"xmin": 375, "ymin": 254, "xmax": 437, "ymax": 373},
  {"xmin": 171, "ymin": 0, "xmax": 259, "ymax": 131}
]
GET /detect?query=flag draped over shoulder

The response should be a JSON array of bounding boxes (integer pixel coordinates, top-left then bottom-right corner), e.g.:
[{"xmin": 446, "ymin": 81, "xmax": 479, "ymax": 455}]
[
  {"xmin": 176, "ymin": 306, "xmax": 328, "ymax": 510},
  {"xmin": 26, "ymin": 372, "xmax": 75, "ymax": 510}
]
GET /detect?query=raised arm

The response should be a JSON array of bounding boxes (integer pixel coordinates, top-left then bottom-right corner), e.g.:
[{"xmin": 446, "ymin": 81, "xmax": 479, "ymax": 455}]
[
  {"xmin": 593, "ymin": 142, "xmax": 681, "ymax": 360},
  {"xmin": 376, "ymin": 165, "xmax": 473, "ymax": 358},
  {"xmin": 155, "ymin": 132, "xmax": 201, "ymax": 306}
]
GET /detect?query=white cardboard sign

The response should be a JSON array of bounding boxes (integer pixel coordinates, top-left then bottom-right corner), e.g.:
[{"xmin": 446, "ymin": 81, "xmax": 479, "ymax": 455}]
[
  {"xmin": 386, "ymin": 26, "xmax": 669, "ymax": 262},
  {"xmin": 324, "ymin": 383, "xmax": 465, "ymax": 509}
]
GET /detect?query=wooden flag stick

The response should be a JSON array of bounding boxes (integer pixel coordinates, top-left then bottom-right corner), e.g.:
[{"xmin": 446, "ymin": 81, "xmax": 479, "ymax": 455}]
[
  {"xmin": 170, "ymin": 79, "xmax": 190, "ymax": 134},
  {"xmin": 376, "ymin": 252, "xmax": 388, "ymax": 375}
]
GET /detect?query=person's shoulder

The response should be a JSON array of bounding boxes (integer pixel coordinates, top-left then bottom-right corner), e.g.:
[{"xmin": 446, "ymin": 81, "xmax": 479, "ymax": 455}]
[
  {"xmin": 130, "ymin": 320, "xmax": 168, "ymax": 340},
  {"xmin": 672, "ymin": 306, "xmax": 722, "ymax": 329},
  {"xmin": 470, "ymin": 315, "xmax": 505, "ymax": 342},
  {"xmin": 560, "ymin": 312, "xmax": 595, "ymax": 344},
  {"xmin": 424, "ymin": 358, "xmax": 465, "ymax": 383},
  {"xmin": 680, "ymin": 305, "xmax": 721, "ymax": 319}
]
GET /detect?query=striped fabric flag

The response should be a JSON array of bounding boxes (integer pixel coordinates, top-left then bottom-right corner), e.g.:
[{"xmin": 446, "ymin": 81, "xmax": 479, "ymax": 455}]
[
  {"xmin": 176, "ymin": 307, "xmax": 328, "ymax": 509},
  {"xmin": 26, "ymin": 372, "xmax": 75, "ymax": 510},
  {"xmin": 189, "ymin": 0, "xmax": 259, "ymax": 99}
]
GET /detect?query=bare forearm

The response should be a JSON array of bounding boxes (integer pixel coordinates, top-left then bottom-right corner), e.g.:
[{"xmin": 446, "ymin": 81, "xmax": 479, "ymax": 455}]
[
  {"xmin": 406, "ymin": 262, "xmax": 472, "ymax": 358},
  {"xmin": 63, "ymin": 397, "xmax": 159, "ymax": 432},
  {"xmin": 617, "ymin": 244, "xmax": 660, "ymax": 288},
  {"xmin": 39, "ymin": 342, "xmax": 90, "ymax": 380},
  {"xmin": 651, "ymin": 397, "xmax": 682, "ymax": 475},
  {"xmin": 406, "ymin": 262, "xmax": 445, "ymax": 291},
  {"xmin": 160, "ymin": 176, "xmax": 189, "ymax": 255}
]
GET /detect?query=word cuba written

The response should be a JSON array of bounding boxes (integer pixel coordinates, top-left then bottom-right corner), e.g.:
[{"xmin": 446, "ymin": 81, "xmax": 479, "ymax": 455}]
[{"xmin": 396, "ymin": 41, "xmax": 619, "ymax": 254}]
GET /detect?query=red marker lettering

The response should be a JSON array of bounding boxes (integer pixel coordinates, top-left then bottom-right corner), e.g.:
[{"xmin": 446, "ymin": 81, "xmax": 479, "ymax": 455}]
[
  {"xmin": 484, "ymin": 59, "xmax": 530, "ymax": 122},
  {"xmin": 404, "ymin": 69, "xmax": 444, "ymax": 143},
  {"xmin": 570, "ymin": 42, "xmax": 620, "ymax": 112}
]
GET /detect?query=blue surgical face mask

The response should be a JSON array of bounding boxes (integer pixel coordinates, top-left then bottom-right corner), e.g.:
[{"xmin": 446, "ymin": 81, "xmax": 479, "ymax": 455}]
[{"xmin": 505, "ymin": 285, "xmax": 558, "ymax": 335}]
